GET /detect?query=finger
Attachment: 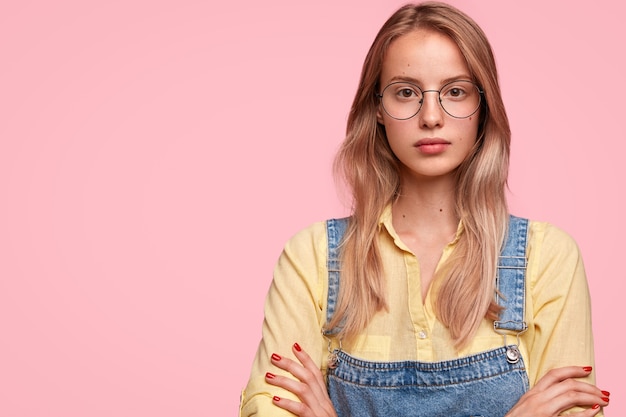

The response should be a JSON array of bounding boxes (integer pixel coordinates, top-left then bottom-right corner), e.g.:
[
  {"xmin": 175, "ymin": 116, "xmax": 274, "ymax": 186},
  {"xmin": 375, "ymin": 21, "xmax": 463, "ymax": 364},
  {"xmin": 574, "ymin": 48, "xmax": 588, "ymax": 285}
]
[
  {"xmin": 549, "ymin": 387, "xmax": 610, "ymax": 414},
  {"xmin": 271, "ymin": 350, "xmax": 328, "ymax": 400},
  {"xmin": 572, "ymin": 404, "xmax": 605, "ymax": 417},
  {"xmin": 291, "ymin": 343, "xmax": 338, "ymax": 416},
  {"xmin": 269, "ymin": 353, "xmax": 330, "ymax": 412},
  {"xmin": 592, "ymin": 404, "xmax": 606, "ymax": 415},
  {"xmin": 533, "ymin": 369, "xmax": 609, "ymax": 414},
  {"xmin": 272, "ymin": 395, "xmax": 312, "ymax": 417},
  {"xmin": 549, "ymin": 377, "xmax": 607, "ymax": 399},
  {"xmin": 527, "ymin": 379, "xmax": 610, "ymax": 416},
  {"xmin": 533, "ymin": 366, "xmax": 593, "ymax": 391},
  {"xmin": 292, "ymin": 343, "xmax": 328, "ymax": 392},
  {"xmin": 267, "ymin": 373, "xmax": 335, "ymax": 417},
  {"xmin": 265, "ymin": 371, "xmax": 302, "ymax": 394},
  {"xmin": 273, "ymin": 394, "xmax": 337, "ymax": 417}
]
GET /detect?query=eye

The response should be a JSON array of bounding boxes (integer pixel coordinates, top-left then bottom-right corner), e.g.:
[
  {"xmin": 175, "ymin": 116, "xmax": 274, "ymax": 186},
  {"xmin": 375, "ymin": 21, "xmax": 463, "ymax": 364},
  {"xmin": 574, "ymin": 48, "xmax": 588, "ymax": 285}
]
[
  {"xmin": 390, "ymin": 84, "xmax": 420, "ymax": 100},
  {"xmin": 443, "ymin": 86, "xmax": 467, "ymax": 100},
  {"xmin": 441, "ymin": 80, "xmax": 478, "ymax": 102},
  {"xmin": 449, "ymin": 87, "xmax": 464, "ymax": 97},
  {"xmin": 399, "ymin": 88, "xmax": 415, "ymax": 98}
]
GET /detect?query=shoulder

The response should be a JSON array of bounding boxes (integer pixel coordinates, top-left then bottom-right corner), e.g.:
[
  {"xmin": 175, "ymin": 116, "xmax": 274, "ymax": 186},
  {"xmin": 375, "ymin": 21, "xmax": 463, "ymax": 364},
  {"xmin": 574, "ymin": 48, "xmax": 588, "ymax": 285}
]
[
  {"xmin": 282, "ymin": 217, "xmax": 350, "ymax": 250},
  {"xmin": 276, "ymin": 219, "xmax": 340, "ymax": 275},
  {"xmin": 269, "ymin": 221, "xmax": 333, "ymax": 304},
  {"xmin": 282, "ymin": 220, "xmax": 329, "ymax": 254},
  {"xmin": 527, "ymin": 219, "xmax": 581, "ymax": 258},
  {"xmin": 524, "ymin": 219, "xmax": 586, "ymax": 291}
]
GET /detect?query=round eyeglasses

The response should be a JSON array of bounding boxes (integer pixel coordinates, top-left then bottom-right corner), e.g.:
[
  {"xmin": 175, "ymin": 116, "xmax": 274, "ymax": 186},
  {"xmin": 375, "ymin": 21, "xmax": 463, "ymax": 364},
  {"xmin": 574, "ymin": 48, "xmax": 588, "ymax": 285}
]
[{"xmin": 377, "ymin": 80, "xmax": 483, "ymax": 120}]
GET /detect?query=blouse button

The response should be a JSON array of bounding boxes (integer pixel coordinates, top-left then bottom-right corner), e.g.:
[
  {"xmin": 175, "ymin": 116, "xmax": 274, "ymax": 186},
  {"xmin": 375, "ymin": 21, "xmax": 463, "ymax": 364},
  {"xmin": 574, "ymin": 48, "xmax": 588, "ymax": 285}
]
[{"xmin": 418, "ymin": 330, "xmax": 427, "ymax": 339}]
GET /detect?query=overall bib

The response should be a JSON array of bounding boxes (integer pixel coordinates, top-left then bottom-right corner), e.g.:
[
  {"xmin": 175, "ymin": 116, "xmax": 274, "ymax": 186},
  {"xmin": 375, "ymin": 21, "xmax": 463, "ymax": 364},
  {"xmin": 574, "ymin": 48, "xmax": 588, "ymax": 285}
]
[{"xmin": 324, "ymin": 216, "xmax": 530, "ymax": 417}]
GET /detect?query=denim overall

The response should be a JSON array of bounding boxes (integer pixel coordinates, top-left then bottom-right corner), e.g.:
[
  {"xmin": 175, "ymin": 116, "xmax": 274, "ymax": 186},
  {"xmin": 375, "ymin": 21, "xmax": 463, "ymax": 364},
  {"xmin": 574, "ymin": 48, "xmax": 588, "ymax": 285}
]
[{"xmin": 324, "ymin": 216, "xmax": 530, "ymax": 417}]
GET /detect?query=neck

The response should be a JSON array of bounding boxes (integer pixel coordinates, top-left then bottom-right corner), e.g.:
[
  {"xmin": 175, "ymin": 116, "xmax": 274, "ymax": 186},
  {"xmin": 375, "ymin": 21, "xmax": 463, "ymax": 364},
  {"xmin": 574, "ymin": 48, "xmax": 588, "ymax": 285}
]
[{"xmin": 392, "ymin": 175, "xmax": 459, "ymax": 236}]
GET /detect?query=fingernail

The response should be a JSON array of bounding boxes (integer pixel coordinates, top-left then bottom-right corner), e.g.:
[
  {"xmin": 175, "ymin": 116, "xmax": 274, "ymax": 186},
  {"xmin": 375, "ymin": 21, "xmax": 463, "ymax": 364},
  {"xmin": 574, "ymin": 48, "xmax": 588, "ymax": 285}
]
[
  {"xmin": 271, "ymin": 353, "xmax": 281, "ymax": 361},
  {"xmin": 602, "ymin": 390, "xmax": 611, "ymax": 396},
  {"xmin": 294, "ymin": 342, "xmax": 302, "ymax": 352},
  {"xmin": 273, "ymin": 396, "xmax": 281, "ymax": 402},
  {"xmin": 265, "ymin": 372, "xmax": 275, "ymax": 379},
  {"xmin": 601, "ymin": 397, "xmax": 609, "ymax": 402},
  {"xmin": 592, "ymin": 404, "xmax": 600, "ymax": 410},
  {"xmin": 583, "ymin": 366, "xmax": 593, "ymax": 372}
]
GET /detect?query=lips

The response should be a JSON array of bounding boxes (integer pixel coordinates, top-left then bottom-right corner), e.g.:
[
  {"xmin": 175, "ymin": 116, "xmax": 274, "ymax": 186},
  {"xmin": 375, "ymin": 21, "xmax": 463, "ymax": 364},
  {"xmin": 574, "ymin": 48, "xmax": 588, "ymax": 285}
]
[
  {"xmin": 415, "ymin": 138, "xmax": 451, "ymax": 147},
  {"xmin": 414, "ymin": 138, "xmax": 451, "ymax": 154}
]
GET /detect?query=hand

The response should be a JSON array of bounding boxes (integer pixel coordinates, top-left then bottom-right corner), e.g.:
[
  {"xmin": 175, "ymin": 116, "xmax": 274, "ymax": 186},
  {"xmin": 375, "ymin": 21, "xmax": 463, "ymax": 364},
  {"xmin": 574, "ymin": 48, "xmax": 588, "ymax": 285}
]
[
  {"xmin": 505, "ymin": 366, "xmax": 609, "ymax": 416},
  {"xmin": 265, "ymin": 343, "xmax": 338, "ymax": 417}
]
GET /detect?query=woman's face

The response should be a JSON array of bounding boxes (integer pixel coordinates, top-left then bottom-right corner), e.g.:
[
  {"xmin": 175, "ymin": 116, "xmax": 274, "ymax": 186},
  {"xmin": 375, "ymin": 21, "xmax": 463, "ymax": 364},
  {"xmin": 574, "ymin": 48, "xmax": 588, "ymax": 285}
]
[{"xmin": 377, "ymin": 29, "xmax": 480, "ymax": 183}]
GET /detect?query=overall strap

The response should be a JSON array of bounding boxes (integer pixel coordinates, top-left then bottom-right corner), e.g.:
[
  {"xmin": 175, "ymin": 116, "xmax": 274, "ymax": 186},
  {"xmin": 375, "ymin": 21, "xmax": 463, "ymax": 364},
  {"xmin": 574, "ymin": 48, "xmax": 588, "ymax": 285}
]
[
  {"xmin": 493, "ymin": 215, "xmax": 529, "ymax": 333},
  {"xmin": 324, "ymin": 215, "xmax": 530, "ymax": 334},
  {"xmin": 324, "ymin": 217, "xmax": 349, "ymax": 336}
]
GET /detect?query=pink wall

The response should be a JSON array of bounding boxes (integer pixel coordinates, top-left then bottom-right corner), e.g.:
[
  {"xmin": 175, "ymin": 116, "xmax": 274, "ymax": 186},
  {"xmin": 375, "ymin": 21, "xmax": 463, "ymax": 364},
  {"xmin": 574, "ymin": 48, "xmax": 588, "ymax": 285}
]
[{"xmin": 1, "ymin": 1, "xmax": 622, "ymax": 415}]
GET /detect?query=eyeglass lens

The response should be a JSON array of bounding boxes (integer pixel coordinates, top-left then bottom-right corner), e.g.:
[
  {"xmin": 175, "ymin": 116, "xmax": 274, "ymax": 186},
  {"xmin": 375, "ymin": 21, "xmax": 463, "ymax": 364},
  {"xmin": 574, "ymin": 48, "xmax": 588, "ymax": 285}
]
[{"xmin": 380, "ymin": 80, "xmax": 481, "ymax": 119}]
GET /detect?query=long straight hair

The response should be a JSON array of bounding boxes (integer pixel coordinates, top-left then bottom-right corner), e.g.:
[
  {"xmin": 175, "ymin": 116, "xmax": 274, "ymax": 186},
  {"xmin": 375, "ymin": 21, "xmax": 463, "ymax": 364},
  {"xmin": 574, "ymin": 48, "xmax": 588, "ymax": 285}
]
[{"xmin": 328, "ymin": 2, "xmax": 511, "ymax": 349}]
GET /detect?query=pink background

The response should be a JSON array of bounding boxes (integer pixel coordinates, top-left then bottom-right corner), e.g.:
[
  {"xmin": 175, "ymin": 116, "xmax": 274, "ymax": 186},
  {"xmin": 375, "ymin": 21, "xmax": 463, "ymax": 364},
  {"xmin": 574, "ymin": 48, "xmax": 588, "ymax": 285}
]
[{"xmin": 1, "ymin": 1, "xmax": 623, "ymax": 415}]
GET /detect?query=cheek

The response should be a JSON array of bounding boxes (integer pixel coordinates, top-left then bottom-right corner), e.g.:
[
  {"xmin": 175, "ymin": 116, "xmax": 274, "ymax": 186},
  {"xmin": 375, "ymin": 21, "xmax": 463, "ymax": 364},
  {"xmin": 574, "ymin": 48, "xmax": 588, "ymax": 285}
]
[
  {"xmin": 464, "ymin": 116, "xmax": 480, "ymax": 141},
  {"xmin": 382, "ymin": 120, "xmax": 410, "ymax": 141}
]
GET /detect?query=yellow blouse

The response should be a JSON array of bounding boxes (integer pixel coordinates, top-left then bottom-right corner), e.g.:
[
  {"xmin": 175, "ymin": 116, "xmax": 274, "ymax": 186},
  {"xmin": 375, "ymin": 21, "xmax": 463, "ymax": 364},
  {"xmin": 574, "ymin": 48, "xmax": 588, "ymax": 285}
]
[{"xmin": 240, "ymin": 207, "xmax": 599, "ymax": 416}]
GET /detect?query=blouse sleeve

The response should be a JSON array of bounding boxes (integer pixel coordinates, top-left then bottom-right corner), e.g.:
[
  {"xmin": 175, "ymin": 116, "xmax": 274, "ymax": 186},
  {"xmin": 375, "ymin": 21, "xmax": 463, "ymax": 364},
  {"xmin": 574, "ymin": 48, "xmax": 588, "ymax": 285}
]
[
  {"xmin": 239, "ymin": 222, "xmax": 329, "ymax": 417},
  {"xmin": 526, "ymin": 221, "xmax": 602, "ymax": 415}
]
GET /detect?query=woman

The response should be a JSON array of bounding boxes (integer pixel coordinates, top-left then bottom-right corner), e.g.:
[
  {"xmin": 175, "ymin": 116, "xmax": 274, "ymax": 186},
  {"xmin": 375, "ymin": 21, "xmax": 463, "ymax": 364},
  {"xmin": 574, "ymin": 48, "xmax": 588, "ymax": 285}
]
[{"xmin": 239, "ymin": 2, "xmax": 609, "ymax": 416}]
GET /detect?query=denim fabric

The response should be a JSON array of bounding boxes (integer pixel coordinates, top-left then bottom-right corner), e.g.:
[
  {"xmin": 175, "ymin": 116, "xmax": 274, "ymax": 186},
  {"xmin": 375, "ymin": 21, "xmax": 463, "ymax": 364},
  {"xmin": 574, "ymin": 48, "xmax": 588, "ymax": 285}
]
[
  {"xmin": 494, "ymin": 216, "xmax": 529, "ymax": 334},
  {"xmin": 324, "ymin": 215, "xmax": 348, "ymax": 336},
  {"xmin": 324, "ymin": 216, "xmax": 530, "ymax": 417}
]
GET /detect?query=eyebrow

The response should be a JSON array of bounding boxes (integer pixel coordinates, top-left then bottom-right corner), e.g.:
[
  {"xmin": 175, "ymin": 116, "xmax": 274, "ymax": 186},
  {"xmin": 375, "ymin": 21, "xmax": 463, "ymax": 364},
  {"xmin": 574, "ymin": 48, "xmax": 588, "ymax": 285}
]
[{"xmin": 387, "ymin": 75, "xmax": 473, "ymax": 85}]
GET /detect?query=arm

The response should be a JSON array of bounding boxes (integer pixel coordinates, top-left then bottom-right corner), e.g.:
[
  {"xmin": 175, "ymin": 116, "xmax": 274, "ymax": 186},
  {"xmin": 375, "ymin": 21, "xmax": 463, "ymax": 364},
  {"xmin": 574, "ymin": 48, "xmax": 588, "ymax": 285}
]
[
  {"xmin": 240, "ymin": 222, "xmax": 331, "ymax": 417},
  {"xmin": 506, "ymin": 222, "xmax": 609, "ymax": 416}
]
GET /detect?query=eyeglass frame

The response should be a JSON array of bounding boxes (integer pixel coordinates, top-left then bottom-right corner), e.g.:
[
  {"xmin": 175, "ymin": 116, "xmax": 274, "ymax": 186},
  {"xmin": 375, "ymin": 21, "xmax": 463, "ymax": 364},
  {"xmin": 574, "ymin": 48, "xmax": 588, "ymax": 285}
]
[{"xmin": 376, "ymin": 80, "xmax": 484, "ymax": 120}]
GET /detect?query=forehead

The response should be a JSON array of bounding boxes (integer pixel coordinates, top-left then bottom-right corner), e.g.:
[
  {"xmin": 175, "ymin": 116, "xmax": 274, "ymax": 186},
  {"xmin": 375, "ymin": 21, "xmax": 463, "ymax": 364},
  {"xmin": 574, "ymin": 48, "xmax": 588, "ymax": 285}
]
[{"xmin": 380, "ymin": 29, "xmax": 471, "ymax": 85}]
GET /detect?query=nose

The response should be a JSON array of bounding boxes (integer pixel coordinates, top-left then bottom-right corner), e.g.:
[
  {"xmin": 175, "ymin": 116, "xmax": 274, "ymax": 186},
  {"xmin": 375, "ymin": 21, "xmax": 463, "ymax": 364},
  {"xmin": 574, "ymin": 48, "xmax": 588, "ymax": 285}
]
[{"xmin": 418, "ymin": 90, "xmax": 444, "ymax": 128}]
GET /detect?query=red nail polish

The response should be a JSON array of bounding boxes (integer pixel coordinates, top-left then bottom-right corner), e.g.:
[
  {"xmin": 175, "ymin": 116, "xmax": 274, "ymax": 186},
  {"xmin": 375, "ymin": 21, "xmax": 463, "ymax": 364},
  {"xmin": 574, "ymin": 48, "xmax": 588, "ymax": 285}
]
[
  {"xmin": 583, "ymin": 366, "xmax": 593, "ymax": 372},
  {"xmin": 602, "ymin": 390, "xmax": 611, "ymax": 396},
  {"xmin": 592, "ymin": 404, "xmax": 600, "ymax": 410},
  {"xmin": 601, "ymin": 397, "xmax": 609, "ymax": 402},
  {"xmin": 271, "ymin": 353, "xmax": 281, "ymax": 361},
  {"xmin": 273, "ymin": 396, "xmax": 281, "ymax": 402},
  {"xmin": 265, "ymin": 372, "xmax": 275, "ymax": 379},
  {"xmin": 294, "ymin": 342, "xmax": 302, "ymax": 352}
]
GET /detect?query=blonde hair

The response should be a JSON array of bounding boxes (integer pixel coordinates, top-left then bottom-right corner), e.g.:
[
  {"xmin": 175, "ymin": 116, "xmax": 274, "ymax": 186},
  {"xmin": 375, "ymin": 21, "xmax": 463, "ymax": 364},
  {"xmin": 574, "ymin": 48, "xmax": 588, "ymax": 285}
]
[{"xmin": 328, "ymin": 2, "xmax": 511, "ymax": 349}]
